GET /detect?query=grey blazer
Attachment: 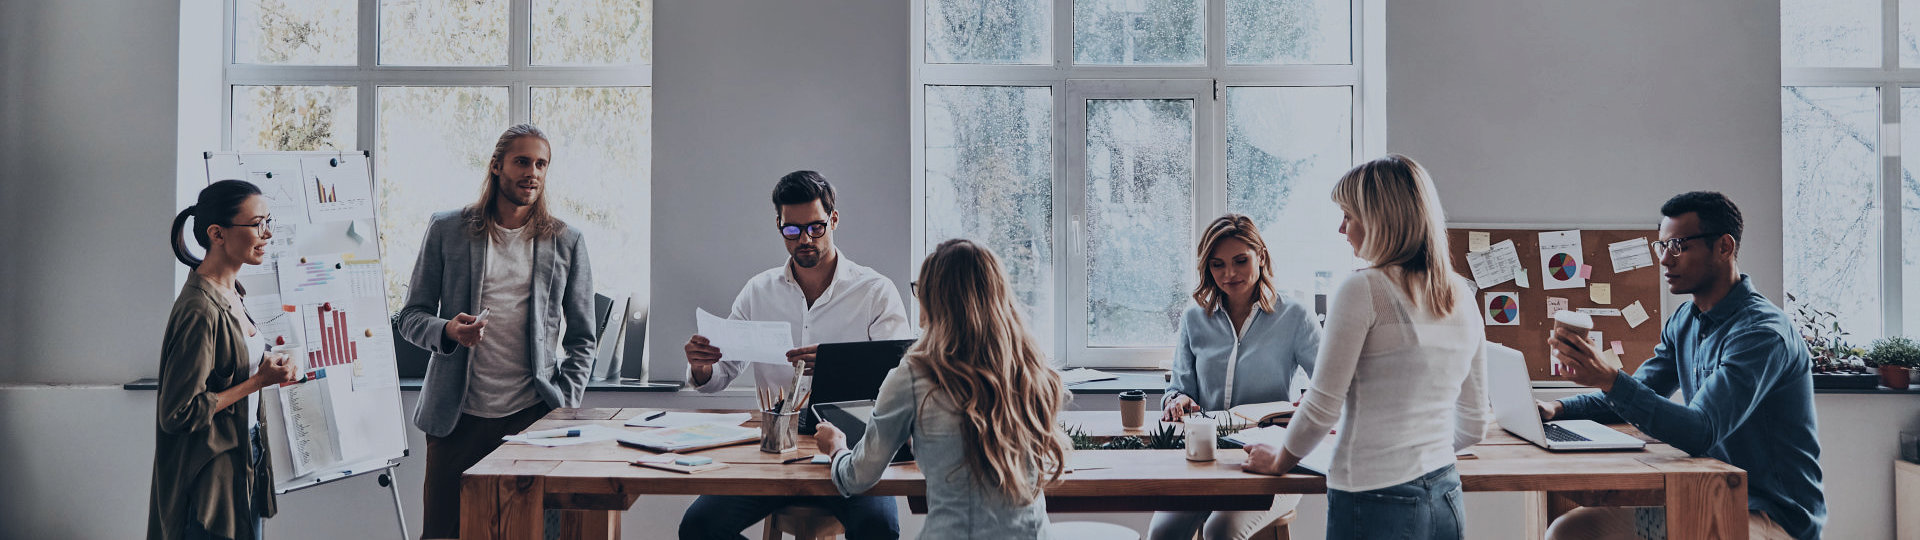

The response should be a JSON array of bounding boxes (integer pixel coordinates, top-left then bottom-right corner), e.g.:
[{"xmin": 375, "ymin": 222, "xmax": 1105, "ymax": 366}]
[{"xmin": 399, "ymin": 208, "xmax": 596, "ymax": 437}]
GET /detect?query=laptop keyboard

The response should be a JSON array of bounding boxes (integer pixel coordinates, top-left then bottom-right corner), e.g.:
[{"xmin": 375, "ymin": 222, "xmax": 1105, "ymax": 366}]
[{"xmin": 1543, "ymin": 423, "xmax": 1593, "ymax": 443}]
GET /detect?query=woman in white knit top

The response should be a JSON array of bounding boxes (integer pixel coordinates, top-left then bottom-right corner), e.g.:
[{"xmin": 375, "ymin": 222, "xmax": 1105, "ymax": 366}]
[{"xmin": 1241, "ymin": 154, "xmax": 1492, "ymax": 540}]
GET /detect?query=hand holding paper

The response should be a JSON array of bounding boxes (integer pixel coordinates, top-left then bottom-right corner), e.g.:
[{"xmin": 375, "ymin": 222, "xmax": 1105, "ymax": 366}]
[{"xmin": 695, "ymin": 308, "xmax": 795, "ymax": 365}]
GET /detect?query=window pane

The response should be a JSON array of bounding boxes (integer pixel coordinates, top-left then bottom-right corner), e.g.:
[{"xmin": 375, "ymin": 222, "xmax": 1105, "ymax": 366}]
[
  {"xmin": 1074, "ymin": 0, "xmax": 1204, "ymax": 65},
  {"xmin": 1782, "ymin": 0, "xmax": 1878, "ymax": 68},
  {"xmin": 235, "ymin": 0, "xmax": 357, "ymax": 65},
  {"xmin": 1783, "ymin": 86, "xmax": 1881, "ymax": 339},
  {"xmin": 533, "ymin": 0, "xmax": 653, "ymax": 65},
  {"xmin": 925, "ymin": 86, "xmax": 1055, "ymax": 347},
  {"xmin": 232, "ymin": 85, "xmax": 358, "ymax": 151},
  {"xmin": 1226, "ymin": 87, "xmax": 1357, "ymax": 303},
  {"xmin": 1903, "ymin": 89, "xmax": 1920, "ymax": 333},
  {"xmin": 375, "ymin": 87, "xmax": 510, "ymax": 309},
  {"xmin": 926, "ymin": 0, "xmax": 1050, "ymax": 64},
  {"xmin": 532, "ymin": 87, "xmax": 653, "ymax": 298},
  {"xmin": 1085, "ymin": 99, "xmax": 1193, "ymax": 348},
  {"xmin": 1905, "ymin": 0, "xmax": 1920, "ymax": 67},
  {"xmin": 378, "ymin": 0, "xmax": 508, "ymax": 66},
  {"xmin": 1227, "ymin": 0, "xmax": 1351, "ymax": 65}
]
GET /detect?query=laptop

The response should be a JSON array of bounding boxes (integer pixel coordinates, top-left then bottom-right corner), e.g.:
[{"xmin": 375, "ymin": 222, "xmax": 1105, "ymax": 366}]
[
  {"xmin": 1486, "ymin": 343, "xmax": 1646, "ymax": 451},
  {"xmin": 811, "ymin": 400, "xmax": 915, "ymax": 463},
  {"xmin": 800, "ymin": 339, "xmax": 916, "ymax": 435}
]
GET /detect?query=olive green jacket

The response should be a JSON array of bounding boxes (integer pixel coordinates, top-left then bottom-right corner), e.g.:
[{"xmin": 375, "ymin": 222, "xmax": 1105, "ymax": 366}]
[{"xmin": 148, "ymin": 273, "xmax": 276, "ymax": 540}]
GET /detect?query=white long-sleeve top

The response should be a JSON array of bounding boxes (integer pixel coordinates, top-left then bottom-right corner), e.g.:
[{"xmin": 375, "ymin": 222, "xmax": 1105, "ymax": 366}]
[{"xmin": 1281, "ymin": 268, "xmax": 1492, "ymax": 492}]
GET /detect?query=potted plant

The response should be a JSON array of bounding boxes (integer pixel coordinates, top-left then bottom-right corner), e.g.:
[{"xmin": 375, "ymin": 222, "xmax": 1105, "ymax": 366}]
[
  {"xmin": 1864, "ymin": 336, "xmax": 1920, "ymax": 390},
  {"xmin": 1790, "ymin": 294, "xmax": 1877, "ymax": 389}
]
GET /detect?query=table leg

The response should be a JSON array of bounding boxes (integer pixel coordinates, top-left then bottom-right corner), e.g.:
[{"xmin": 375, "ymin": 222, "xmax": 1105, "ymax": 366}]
[
  {"xmin": 461, "ymin": 473, "xmax": 546, "ymax": 540},
  {"xmin": 560, "ymin": 510, "xmax": 620, "ymax": 540},
  {"xmin": 1664, "ymin": 471, "xmax": 1748, "ymax": 539}
]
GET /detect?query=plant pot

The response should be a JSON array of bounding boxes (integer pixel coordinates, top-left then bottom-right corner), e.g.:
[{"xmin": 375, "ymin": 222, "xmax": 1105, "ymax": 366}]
[{"xmin": 1879, "ymin": 365, "xmax": 1912, "ymax": 390}]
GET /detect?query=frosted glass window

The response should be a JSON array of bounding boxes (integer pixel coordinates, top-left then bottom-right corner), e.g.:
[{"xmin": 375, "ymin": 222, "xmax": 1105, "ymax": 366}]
[
  {"xmin": 1782, "ymin": 0, "xmax": 1878, "ymax": 67},
  {"xmin": 374, "ymin": 86, "xmax": 510, "ymax": 308},
  {"xmin": 1227, "ymin": 0, "xmax": 1351, "ymax": 65},
  {"xmin": 924, "ymin": 86, "xmax": 1056, "ymax": 346},
  {"xmin": 1783, "ymin": 86, "xmax": 1881, "ymax": 338},
  {"xmin": 1226, "ymin": 86, "xmax": 1358, "ymax": 302},
  {"xmin": 232, "ymin": 86, "xmax": 358, "ymax": 151},
  {"xmin": 533, "ymin": 0, "xmax": 653, "ymax": 65},
  {"xmin": 926, "ymin": 0, "xmax": 1051, "ymax": 64},
  {"xmin": 378, "ymin": 0, "xmax": 509, "ymax": 66},
  {"xmin": 235, "ymin": 0, "xmax": 357, "ymax": 65},
  {"xmin": 532, "ymin": 87, "xmax": 653, "ymax": 298},
  {"xmin": 1074, "ymin": 0, "xmax": 1204, "ymax": 65},
  {"xmin": 1084, "ymin": 99, "xmax": 1195, "ymax": 347}
]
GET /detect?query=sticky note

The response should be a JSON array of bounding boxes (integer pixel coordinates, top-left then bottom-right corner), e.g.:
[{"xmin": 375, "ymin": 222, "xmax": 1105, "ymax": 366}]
[
  {"xmin": 1611, "ymin": 340, "xmax": 1625, "ymax": 355},
  {"xmin": 1514, "ymin": 268, "xmax": 1530, "ymax": 288},
  {"xmin": 1468, "ymin": 231, "xmax": 1491, "ymax": 252},
  {"xmin": 1623, "ymin": 301, "xmax": 1649, "ymax": 328},
  {"xmin": 1590, "ymin": 283, "xmax": 1611, "ymax": 304},
  {"xmin": 1577, "ymin": 264, "xmax": 1593, "ymax": 279},
  {"xmin": 1547, "ymin": 297, "xmax": 1569, "ymax": 317}
]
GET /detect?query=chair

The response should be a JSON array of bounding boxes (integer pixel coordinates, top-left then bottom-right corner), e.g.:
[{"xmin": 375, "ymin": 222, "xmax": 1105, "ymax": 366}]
[
  {"xmin": 1047, "ymin": 521, "xmax": 1141, "ymax": 539},
  {"xmin": 763, "ymin": 503, "xmax": 846, "ymax": 540},
  {"xmin": 1188, "ymin": 510, "xmax": 1294, "ymax": 540}
]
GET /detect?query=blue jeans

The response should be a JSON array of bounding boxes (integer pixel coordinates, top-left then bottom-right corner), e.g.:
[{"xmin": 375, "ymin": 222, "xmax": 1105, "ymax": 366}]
[
  {"xmin": 185, "ymin": 426, "xmax": 267, "ymax": 540},
  {"xmin": 1326, "ymin": 464, "xmax": 1464, "ymax": 540},
  {"xmin": 679, "ymin": 495, "xmax": 900, "ymax": 540}
]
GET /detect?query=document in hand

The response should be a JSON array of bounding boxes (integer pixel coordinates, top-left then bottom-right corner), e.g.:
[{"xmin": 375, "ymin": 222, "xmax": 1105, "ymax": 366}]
[{"xmin": 695, "ymin": 308, "xmax": 794, "ymax": 365}]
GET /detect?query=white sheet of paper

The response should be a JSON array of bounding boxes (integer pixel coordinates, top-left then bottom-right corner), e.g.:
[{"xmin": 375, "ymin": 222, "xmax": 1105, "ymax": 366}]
[
  {"xmin": 503, "ymin": 424, "xmax": 630, "ymax": 446},
  {"xmin": 1623, "ymin": 301, "xmax": 1650, "ymax": 328},
  {"xmin": 1483, "ymin": 292, "xmax": 1521, "ymax": 326},
  {"xmin": 1466, "ymin": 240, "xmax": 1524, "ymax": 288},
  {"xmin": 1538, "ymin": 230, "xmax": 1587, "ymax": 290},
  {"xmin": 1576, "ymin": 308, "xmax": 1622, "ymax": 317},
  {"xmin": 1608, "ymin": 237, "xmax": 1655, "ymax": 273},
  {"xmin": 1060, "ymin": 368, "xmax": 1120, "ymax": 385},
  {"xmin": 624, "ymin": 412, "xmax": 754, "ymax": 428},
  {"xmin": 695, "ymin": 308, "xmax": 795, "ymax": 365},
  {"xmin": 279, "ymin": 376, "xmax": 342, "ymax": 477}
]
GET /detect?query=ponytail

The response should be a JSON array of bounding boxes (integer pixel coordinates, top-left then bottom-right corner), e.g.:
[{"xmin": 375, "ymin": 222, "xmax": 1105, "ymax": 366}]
[{"xmin": 171, "ymin": 205, "xmax": 202, "ymax": 267}]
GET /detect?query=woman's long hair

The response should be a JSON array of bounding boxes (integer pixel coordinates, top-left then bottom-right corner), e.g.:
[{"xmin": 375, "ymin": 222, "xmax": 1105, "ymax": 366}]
[
  {"xmin": 909, "ymin": 239, "xmax": 1069, "ymax": 505},
  {"xmin": 171, "ymin": 179, "xmax": 263, "ymax": 269},
  {"xmin": 1192, "ymin": 214, "xmax": 1279, "ymax": 314},
  {"xmin": 1331, "ymin": 154, "xmax": 1461, "ymax": 318},
  {"xmin": 466, "ymin": 123, "xmax": 563, "ymax": 243}
]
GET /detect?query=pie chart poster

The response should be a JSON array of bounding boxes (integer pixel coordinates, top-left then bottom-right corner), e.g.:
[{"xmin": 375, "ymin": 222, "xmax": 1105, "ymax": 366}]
[{"xmin": 1484, "ymin": 292, "xmax": 1521, "ymax": 326}]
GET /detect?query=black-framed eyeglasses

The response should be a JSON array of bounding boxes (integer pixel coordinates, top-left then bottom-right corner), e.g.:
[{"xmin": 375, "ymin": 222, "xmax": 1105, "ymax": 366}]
[
  {"xmin": 223, "ymin": 217, "xmax": 274, "ymax": 234},
  {"xmin": 779, "ymin": 221, "xmax": 829, "ymax": 240},
  {"xmin": 1651, "ymin": 233, "xmax": 1716, "ymax": 258}
]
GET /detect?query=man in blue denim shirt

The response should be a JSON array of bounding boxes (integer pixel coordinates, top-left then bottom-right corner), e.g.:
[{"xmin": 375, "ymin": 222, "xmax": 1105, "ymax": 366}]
[{"xmin": 1539, "ymin": 192, "xmax": 1824, "ymax": 540}]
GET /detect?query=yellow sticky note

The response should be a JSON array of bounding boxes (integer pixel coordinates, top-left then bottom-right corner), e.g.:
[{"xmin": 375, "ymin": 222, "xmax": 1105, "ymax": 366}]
[
  {"xmin": 1590, "ymin": 283, "xmax": 1611, "ymax": 305},
  {"xmin": 1623, "ymin": 301, "xmax": 1650, "ymax": 328},
  {"xmin": 1468, "ymin": 231, "xmax": 1491, "ymax": 253}
]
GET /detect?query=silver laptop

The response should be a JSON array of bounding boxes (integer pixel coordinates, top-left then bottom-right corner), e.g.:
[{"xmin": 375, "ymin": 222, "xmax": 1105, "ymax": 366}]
[{"xmin": 1486, "ymin": 343, "xmax": 1645, "ymax": 451}]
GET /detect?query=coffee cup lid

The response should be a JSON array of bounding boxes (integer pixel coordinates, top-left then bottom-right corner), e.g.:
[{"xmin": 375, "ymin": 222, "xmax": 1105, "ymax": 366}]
[
  {"xmin": 1553, "ymin": 310, "xmax": 1594, "ymax": 330},
  {"xmin": 1119, "ymin": 390, "xmax": 1144, "ymax": 400}
]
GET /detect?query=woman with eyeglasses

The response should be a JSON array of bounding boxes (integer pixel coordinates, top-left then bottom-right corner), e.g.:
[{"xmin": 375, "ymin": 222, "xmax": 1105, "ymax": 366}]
[{"xmin": 149, "ymin": 179, "xmax": 299, "ymax": 540}]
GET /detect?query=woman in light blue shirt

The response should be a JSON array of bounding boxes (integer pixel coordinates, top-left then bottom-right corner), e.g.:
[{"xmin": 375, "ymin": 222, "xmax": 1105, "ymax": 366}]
[
  {"xmin": 1153, "ymin": 214, "xmax": 1321, "ymax": 540},
  {"xmin": 814, "ymin": 239, "xmax": 1071, "ymax": 540}
]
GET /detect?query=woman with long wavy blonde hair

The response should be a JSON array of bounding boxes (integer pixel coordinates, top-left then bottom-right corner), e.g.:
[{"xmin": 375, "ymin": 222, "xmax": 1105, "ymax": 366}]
[
  {"xmin": 1240, "ymin": 155, "xmax": 1492, "ymax": 540},
  {"xmin": 814, "ymin": 239, "xmax": 1069, "ymax": 539}
]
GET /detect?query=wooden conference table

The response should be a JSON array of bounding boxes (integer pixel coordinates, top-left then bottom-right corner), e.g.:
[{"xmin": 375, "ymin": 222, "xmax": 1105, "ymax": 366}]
[{"xmin": 461, "ymin": 408, "xmax": 1748, "ymax": 539}]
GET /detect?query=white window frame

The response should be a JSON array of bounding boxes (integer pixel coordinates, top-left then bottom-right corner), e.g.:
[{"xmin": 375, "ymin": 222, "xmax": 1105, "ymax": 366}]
[
  {"xmin": 1780, "ymin": 0, "xmax": 1903, "ymax": 338},
  {"xmin": 219, "ymin": 0, "xmax": 652, "ymax": 154},
  {"xmin": 910, "ymin": 0, "xmax": 1386, "ymax": 367}
]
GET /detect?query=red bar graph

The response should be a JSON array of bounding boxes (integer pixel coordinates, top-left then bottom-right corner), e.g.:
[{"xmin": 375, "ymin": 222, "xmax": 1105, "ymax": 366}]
[{"xmin": 310, "ymin": 306, "xmax": 359, "ymax": 368}]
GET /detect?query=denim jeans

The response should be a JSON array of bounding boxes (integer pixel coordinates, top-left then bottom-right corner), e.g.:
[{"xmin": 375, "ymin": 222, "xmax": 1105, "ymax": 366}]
[
  {"xmin": 1326, "ymin": 464, "xmax": 1463, "ymax": 540},
  {"xmin": 678, "ymin": 494, "xmax": 900, "ymax": 540},
  {"xmin": 185, "ymin": 426, "xmax": 267, "ymax": 540}
]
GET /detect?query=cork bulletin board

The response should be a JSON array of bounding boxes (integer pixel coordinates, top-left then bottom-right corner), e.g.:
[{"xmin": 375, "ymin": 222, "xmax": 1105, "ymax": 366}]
[{"xmin": 1445, "ymin": 227, "xmax": 1664, "ymax": 381}]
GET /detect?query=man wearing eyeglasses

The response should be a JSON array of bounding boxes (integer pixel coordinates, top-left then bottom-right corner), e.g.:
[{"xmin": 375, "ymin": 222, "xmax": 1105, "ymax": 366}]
[
  {"xmin": 679, "ymin": 170, "xmax": 911, "ymax": 540},
  {"xmin": 1538, "ymin": 192, "xmax": 1825, "ymax": 540}
]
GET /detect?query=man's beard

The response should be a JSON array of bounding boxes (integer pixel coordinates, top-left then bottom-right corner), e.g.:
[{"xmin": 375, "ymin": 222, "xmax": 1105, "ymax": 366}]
[{"xmin": 792, "ymin": 246, "xmax": 821, "ymax": 268}]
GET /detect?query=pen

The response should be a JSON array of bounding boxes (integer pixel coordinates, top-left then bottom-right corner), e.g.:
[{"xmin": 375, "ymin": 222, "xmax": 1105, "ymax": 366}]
[
  {"xmin": 782, "ymin": 455, "xmax": 816, "ymax": 464},
  {"xmin": 645, "ymin": 411, "xmax": 668, "ymax": 421}
]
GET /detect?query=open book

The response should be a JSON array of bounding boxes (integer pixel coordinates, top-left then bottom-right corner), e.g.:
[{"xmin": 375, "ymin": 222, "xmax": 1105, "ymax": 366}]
[{"xmin": 1208, "ymin": 400, "xmax": 1296, "ymax": 427}]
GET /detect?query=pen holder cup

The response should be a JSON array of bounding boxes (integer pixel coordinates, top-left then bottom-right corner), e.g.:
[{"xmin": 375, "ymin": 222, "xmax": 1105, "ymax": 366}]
[{"xmin": 760, "ymin": 410, "xmax": 799, "ymax": 454}]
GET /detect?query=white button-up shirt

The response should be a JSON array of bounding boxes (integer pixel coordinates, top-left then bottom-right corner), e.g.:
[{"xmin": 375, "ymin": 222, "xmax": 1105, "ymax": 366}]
[{"xmin": 694, "ymin": 252, "xmax": 915, "ymax": 393}]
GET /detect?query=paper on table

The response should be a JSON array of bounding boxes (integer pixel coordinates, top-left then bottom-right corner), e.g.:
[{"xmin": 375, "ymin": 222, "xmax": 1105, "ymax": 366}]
[
  {"xmin": 1623, "ymin": 301, "xmax": 1650, "ymax": 328},
  {"xmin": 1468, "ymin": 231, "xmax": 1491, "ymax": 252},
  {"xmin": 1465, "ymin": 240, "xmax": 1524, "ymax": 288},
  {"xmin": 1590, "ymin": 283, "xmax": 1611, "ymax": 305},
  {"xmin": 695, "ymin": 308, "xmax": 794, "ymax": 365},
  {"xmin": 1608, "ymin": 237, "xmax": 1655, "ymax": 273},
  {"xmin": 625, "ymin": 412, "xmax": 753, "ymax": 428},
  {"xmin": 1060, "ymin": 368, "xmax": 1120, "ymax": 385},
  {"xmin": 503, "ymin": 424, "xmax": 629, "ymax": 446}
]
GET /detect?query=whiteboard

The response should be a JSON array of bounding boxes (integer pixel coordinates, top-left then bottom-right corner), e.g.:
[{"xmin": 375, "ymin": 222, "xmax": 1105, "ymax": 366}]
[{"xmin": 204, "ymin": 151, "xmax": 410, "ymax": 493}]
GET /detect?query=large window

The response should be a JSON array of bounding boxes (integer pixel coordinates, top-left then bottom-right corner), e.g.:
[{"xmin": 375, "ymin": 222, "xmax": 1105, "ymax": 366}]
[
  {"xmin": 1780, "ymin": 0, "xmax": 1913, "ymax": 340},
  {"xmin": 224, "ymin": 0, "xmax": 652, "ymax": 309},
  {"xmin": 913, "ymin": 0, "xmax": 1381, "ymax": 366}
]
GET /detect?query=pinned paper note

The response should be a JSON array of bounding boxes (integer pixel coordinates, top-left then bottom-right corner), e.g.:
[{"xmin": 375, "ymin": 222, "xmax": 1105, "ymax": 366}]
[
  {"xmin": 1514, "ymin": 267, "xmax": 1530, "ymax": 288},
  {"xmin": 1577, "ymin": 265, "xmax": 1593, "ymax": 279},
  {"xmin": 1609, "ymin": 237, "xmax": 1655, "ymax": 273},
  {"xmin": 1484, "ymin": 292, "xmax": 1521, "ymax": 326},
  {"xmin": 1468, "ymin": 231, "xmax": 1491, "ymax": 252},
  {"xmin": 1466, "ymin": 239, "xmax": 1525, "ymax": 289},
  {"xmin": 1590, "ymin": 283, "xmax": 1611, "ymax": 304},
  {"xmin": 1547, "ymin": 297, "xmax": 1569, "ymax": 318},
  {"xmin": 1623, "ymin": 301, "xmax": 1650, "ymax": 328},
  {"xmin": 1611, "ymin": 340, "xmax": 1625, "ymax": 355},
  {"xmin": 1576, "ymin": 308, "xmax": 1621, "ymax": 317},
  {"xmin": 1539, "ymin": 230, "xmax": 1587, "ymax": 290}
]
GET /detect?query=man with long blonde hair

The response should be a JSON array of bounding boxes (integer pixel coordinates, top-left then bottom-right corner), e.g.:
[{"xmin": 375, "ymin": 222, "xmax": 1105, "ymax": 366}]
[
  {"xmin": 814, "ymin": 239, "xmax": 1070, "ymax": 539},
  {"xmin": 396, "ymin": 124, "xmax": 598, "ymax": 539}
]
